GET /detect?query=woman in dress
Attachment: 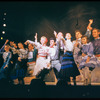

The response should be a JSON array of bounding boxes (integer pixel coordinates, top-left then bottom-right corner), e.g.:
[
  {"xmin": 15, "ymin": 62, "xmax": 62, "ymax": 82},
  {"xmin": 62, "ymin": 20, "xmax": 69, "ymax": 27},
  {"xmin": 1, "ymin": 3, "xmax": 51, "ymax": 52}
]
[
  {"xmin": 14, "ymin": 42, "xmax": 28, "ymax": 85},
  {"xmin": 58, "ymin": 33, "xmax": 80, "ymax": 86},
  {"xmin": 25, "ymin": 33, "xmax": 50, "ymax": 79},
  {"xmin": 79, "ymin": 36, "xmax": 97, "ymax": 85}
]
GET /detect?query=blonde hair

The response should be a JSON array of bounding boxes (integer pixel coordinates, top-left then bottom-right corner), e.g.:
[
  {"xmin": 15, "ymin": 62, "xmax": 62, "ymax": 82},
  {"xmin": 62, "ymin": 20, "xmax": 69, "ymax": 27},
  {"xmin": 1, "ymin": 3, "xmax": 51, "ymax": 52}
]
[{"xmin": 40, "ymin": 36, "xmax": 48, "ymax": 43}]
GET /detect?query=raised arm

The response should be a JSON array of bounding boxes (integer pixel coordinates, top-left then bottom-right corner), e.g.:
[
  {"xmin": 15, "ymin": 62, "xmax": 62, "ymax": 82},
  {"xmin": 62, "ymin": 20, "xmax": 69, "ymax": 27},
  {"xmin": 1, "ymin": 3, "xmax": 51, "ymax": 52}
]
[
  {"xmin": 34, "ymin": 33, "xmax": 37, "ymax": 42},
  {"xmin": 0, "ymin": 39, "xmax": 9, "ymax": 53},
  {"xmin": 25, "ymin": 33, "xmax": 41, "ymax": 49},
  {"xmin": 54, "ymin": 31, "xmax": 57, "ymax": 38},
  {"xmin": 85, "ymin": 19, "xmax": 93, "ymax": 38}
]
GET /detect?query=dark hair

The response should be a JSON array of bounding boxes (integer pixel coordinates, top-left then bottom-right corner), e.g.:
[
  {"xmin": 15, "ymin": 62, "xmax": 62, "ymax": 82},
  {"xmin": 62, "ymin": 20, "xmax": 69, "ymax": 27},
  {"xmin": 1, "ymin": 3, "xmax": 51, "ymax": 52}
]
[
  {"xmin": 5, "ymin": 44, "xmax": 10, "ymax": 47},
  {"xmin": 81, "ymin": 35, "xmax": 90, "ymax": 43},
  {"xmin": 75, "ymin": 30, "xmax": 82, "ymax": 35},
  {"xmin": 28, "ymin": 43, "xmax": 34, "ymax": 47},
  {"xmin": 92, "ymin": 28, "xmax": 99, "ymax": 32},
  {"xmin": 50, "ymin": 37, "xmax": 56, "ymax": 42}
]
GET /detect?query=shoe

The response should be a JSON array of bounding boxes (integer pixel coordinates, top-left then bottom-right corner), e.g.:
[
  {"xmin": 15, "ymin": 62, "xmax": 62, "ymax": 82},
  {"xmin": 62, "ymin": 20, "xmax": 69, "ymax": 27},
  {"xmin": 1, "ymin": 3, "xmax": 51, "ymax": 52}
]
[{"xmin": 88, "ymin": 84, "xmax": 91, "ymax": 86}]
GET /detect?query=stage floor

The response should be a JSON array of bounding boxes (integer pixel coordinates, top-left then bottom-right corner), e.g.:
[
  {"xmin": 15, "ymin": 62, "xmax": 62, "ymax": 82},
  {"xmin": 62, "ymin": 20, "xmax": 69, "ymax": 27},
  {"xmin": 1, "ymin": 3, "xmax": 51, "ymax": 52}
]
[
  {"xmin": 13, "ymin": 67, "xmax": 100, "ymax": 86},
  {"xmin": 13, "ymin": 76, "xmax": 100, "ymax": 86}
]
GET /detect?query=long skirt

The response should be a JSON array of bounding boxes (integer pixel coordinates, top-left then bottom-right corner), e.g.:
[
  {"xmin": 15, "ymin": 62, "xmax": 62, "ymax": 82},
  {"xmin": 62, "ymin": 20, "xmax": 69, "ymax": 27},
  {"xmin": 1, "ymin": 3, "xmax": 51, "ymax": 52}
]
[
  {"xmin": 33, "ymin": 57, "xmax": 50, "ymax": 76},
  {"xmin": 0, "ymin": 60, "xmax": 13, "ymax": 80},
  {"xmin": 79, "ymin": 55, "xmax": 99, "ymax": 70},
  {"xmin": 58, "ymin": 51, "xmax": 80, "ymax": 80},
  {"xmin": 10, "ymin": 59, "xmax": 27, "ymax": 80}
]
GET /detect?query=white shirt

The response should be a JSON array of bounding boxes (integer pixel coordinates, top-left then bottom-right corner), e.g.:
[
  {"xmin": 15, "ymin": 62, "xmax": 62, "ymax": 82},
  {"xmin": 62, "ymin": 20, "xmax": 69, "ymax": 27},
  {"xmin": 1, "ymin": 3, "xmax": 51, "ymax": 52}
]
[
  {"xmin": 64, "ymin": 39, "xmax": 74, "ymax": 52},
  {"xmin": 28, "ymin": 51, "xmax": 33, "ymax": 59},
  {"xmin": 27, "ymin": 40, "xmax": 49, "ymax": 57},
  {"xmin": 48, "ymin": 46, "xmax": 56, "ymax": 59}
]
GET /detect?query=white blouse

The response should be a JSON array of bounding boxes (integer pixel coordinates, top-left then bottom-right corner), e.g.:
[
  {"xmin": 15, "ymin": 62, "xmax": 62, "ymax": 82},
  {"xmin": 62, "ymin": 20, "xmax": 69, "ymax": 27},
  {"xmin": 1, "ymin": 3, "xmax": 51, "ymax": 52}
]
[
  {"xmin": 64, "ymin": 39, "xmax": 74, "ymax": 52},
  {"xmin": 27, "ymin": 40, "xmax": 49, "ymax": 57}
]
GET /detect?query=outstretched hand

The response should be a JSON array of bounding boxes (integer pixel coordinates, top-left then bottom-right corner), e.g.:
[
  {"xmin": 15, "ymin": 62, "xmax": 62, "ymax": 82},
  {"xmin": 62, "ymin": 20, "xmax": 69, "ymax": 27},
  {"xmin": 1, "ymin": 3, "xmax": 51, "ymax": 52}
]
[
  {"xmin": 34, "ymin": 33, "xmax": 37, "ymax": 40},
  {"xmin": 5, "ymin": 39, "xmax": 9, "ymax": 44},
  {"xmin": 89, "ymin": 19, "xmax": 93, "ymax": 24},
  {"xmin": 24, "ymin": 40, "xmax": 29, "ymax": 45},
  {"xmin": 87, "ymin": 19, "xmax": 93, "ymax": 30},
  {"xmin": 54, "ymin": 31, "xmax": 57, "ymax": 38}
]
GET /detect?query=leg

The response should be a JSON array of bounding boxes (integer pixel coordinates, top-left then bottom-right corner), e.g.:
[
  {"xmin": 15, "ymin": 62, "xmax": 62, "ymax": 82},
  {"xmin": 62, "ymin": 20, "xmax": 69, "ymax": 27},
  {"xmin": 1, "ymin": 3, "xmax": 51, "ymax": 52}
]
[
  {"xmin": 84, "ymin": 67, "xmax": 90, "ymax": 85},
  {"xmin": 66, "ymin": 77, "xmax": 71, "ymax": 86},
  {"xmin": 53, "ymin": 61, "xmax": 61, "ymax": 79},
  {"xmin": 73, "ymin": 76, "xmax": 76, "ymax": 86},
  {"xmin": 88, "ymin": 69, "xmax": 92, "ymax": 85},
  {"xmin": 18, "ymin": 77, "xmax": 24, "ymax": 85},
  {"xmin": 82, "ymin": 67, "xmax": 87, "ymax": 85}
]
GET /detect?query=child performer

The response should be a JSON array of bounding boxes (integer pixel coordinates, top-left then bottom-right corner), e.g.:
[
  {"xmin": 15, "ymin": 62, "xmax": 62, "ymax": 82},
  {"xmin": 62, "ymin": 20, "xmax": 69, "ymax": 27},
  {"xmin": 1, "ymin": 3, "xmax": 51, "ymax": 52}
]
[
  {"xmin": 58, "ymin": 33, "xmax": 80, "ymax": 86},
  {"xmin": 79, "ymin": 36, "xmax": 97, "ymax": 85},
  {"xmin": 73, "ymin": 19, "xmax": 93, "ymax": 82},
  {"xmin": 25, "ymin": 33, "xmax": 50, "ymax": 78}
]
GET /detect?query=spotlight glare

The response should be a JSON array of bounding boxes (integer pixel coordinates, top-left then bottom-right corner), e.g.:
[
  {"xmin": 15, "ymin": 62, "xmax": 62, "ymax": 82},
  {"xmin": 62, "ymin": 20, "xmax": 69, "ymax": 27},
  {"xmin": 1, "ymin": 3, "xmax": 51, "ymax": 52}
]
[
  {"xmin": 1, "ymin": 37, "xmax": 3, "ymax": 40},
  {"xmin": 3, "ymin": 18, "xmax": 5, "ymax": 20},
  {"xmin": 3, "ymin": 24, "xmax": 6, "ymax": 27},
  {"xmin": 2, "ymin": 31, "xmax": 5, "ymax": 34},
  {"xmin": 4, "ymin": 13, "xmax": 6, "ymax": 15}
]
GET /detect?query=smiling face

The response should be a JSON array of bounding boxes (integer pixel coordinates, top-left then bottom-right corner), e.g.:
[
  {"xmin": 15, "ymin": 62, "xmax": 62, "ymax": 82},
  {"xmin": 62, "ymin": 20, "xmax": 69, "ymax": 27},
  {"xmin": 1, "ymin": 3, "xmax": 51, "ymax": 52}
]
[
  {"xmin": 40, "ymin": 36, "xmax": 47, "ymax": 45},
  {"xmin": 13, "ymin": 43, "xmax": 17, "ymax": 48},
  {"xmin": 81, "ymin": 37, "xmax": 88, "ymax": 44},
  {"xmin": 65, "ymin": 33, "xmax": 71, "ymax": 40},
  {"xmin": 28, "ymin": 44, "xmax": 34, "ymax": 51},
  {"xmin": 50, "ymin": 40, "xmax": 55, "ymax": 47},
  {"xmin": 57, "ymin": 32, "xmax": 63, "ymax": 39},
  {"xmin": 92, "ymin": 29, "xmax": 99, "ymax": 39},
  {"xmin": 4, "ymin": 45, "xmax": 10, "ymax": 52},
  {"xmin": 10, "ymin": 41, "xmax": 14, "ymax": 46},
  {"xmin": 18, "ymin": 43, "xmax": 23, "ymax": 49},
  {"xmin": 75, "ymin": 31, "xmax": 82, "ymax": 39}
]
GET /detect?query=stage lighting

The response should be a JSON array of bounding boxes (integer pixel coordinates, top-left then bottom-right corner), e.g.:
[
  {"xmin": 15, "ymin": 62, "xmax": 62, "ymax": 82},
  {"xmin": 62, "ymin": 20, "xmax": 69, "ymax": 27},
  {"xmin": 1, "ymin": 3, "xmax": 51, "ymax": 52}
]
[
  {"xmin": 3, "ymin": 18, "xmax": 5, "ymax": 20},
  {"xmin": 4, "ymin": 13, "xmax": 6, "ymax": 15},
  {"xmin": 1, "ymin": 37, "xmax": 3, "ymax": 40},
  {"xmin": 3, "ymin": 24, "xmax": 6, "ymax": 27},
  {"xmin": 2, "ymin": 31, "xmax": 5, "ymax": 34}
]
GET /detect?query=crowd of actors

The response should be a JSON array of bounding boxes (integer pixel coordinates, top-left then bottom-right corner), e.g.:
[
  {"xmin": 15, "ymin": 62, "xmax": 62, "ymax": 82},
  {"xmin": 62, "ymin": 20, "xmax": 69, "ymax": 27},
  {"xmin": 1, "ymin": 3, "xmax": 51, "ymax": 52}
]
[{"xmin": 0, "ymin": 19, "xmax": 100, "ymax": 86}]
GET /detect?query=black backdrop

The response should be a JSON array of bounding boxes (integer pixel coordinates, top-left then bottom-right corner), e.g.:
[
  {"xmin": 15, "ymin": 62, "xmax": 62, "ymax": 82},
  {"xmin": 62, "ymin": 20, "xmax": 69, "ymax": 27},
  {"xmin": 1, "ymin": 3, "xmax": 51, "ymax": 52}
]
[{"xmin": 0, "ymin": 1, "xmax": 100, "ymax": 47}]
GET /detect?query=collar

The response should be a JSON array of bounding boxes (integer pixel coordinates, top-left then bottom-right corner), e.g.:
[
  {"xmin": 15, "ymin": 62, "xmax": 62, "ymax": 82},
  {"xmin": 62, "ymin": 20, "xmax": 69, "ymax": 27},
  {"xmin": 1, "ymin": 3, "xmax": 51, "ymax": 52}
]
[
  {"xmin": 95, "ymin": 37, "xmax": 100, "ymax": 40},
  {"xmin": 78, "ymin": 38, "xmax": 81, "ymax": 41},
  {"xmin": 50, "ymin": 46, "xmax": 54, "ymax": 48},
  {"xmin": 82, "ymin": 42, "xmax": 91, "ymax": 46}
]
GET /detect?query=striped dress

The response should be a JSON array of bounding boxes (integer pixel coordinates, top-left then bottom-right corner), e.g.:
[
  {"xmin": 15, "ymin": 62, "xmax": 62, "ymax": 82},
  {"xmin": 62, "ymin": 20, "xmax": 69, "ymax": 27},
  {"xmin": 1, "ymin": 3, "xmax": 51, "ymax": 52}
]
[{"xmin": 58, "ymin": 39, "xmax": 80, "ymax": 79}]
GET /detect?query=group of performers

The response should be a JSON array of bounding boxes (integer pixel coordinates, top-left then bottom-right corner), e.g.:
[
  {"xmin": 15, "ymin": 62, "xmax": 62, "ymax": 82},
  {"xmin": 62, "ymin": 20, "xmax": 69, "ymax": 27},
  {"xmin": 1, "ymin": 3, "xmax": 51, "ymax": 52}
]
[{"xmin": 0, "ymin": 19, "xmax": 100, "ymax": 86}]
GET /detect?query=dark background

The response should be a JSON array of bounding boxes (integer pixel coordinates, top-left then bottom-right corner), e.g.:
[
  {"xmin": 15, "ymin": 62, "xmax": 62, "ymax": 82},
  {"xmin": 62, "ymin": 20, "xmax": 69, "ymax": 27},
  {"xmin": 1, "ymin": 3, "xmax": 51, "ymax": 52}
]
[{"xmin": 0, "ymin": 1, "xmax": 100, "ymax": 47}]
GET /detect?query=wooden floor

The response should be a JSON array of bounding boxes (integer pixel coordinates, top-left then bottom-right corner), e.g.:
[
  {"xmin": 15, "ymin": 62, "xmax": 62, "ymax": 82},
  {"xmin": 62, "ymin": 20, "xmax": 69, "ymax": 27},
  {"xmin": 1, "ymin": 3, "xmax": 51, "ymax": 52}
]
[
  {"xmin": 13, "ymin": 76, "xmax": 100, "ymax": 86},
  {"xmin": 12, "ymin": 67, "xmax": 100, "ymax": 86}
]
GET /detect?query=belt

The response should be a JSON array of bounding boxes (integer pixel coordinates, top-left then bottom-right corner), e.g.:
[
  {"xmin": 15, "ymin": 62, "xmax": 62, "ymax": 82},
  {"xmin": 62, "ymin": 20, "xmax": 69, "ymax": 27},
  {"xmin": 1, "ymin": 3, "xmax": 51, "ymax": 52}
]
[
  {"xmin": 27, "ymin": 61, "xmax": 36, "ymax": 64},
  {"xmin": 51, "ymin": 59, "xmax": 59, "ymax": 61},
  {"xmin": 95, "ymin": 54, "xmax": 100, "ymax": 57},
  {"xmin": 37, "ymin": 55, "xmax": 46, "ymax": 58}
]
